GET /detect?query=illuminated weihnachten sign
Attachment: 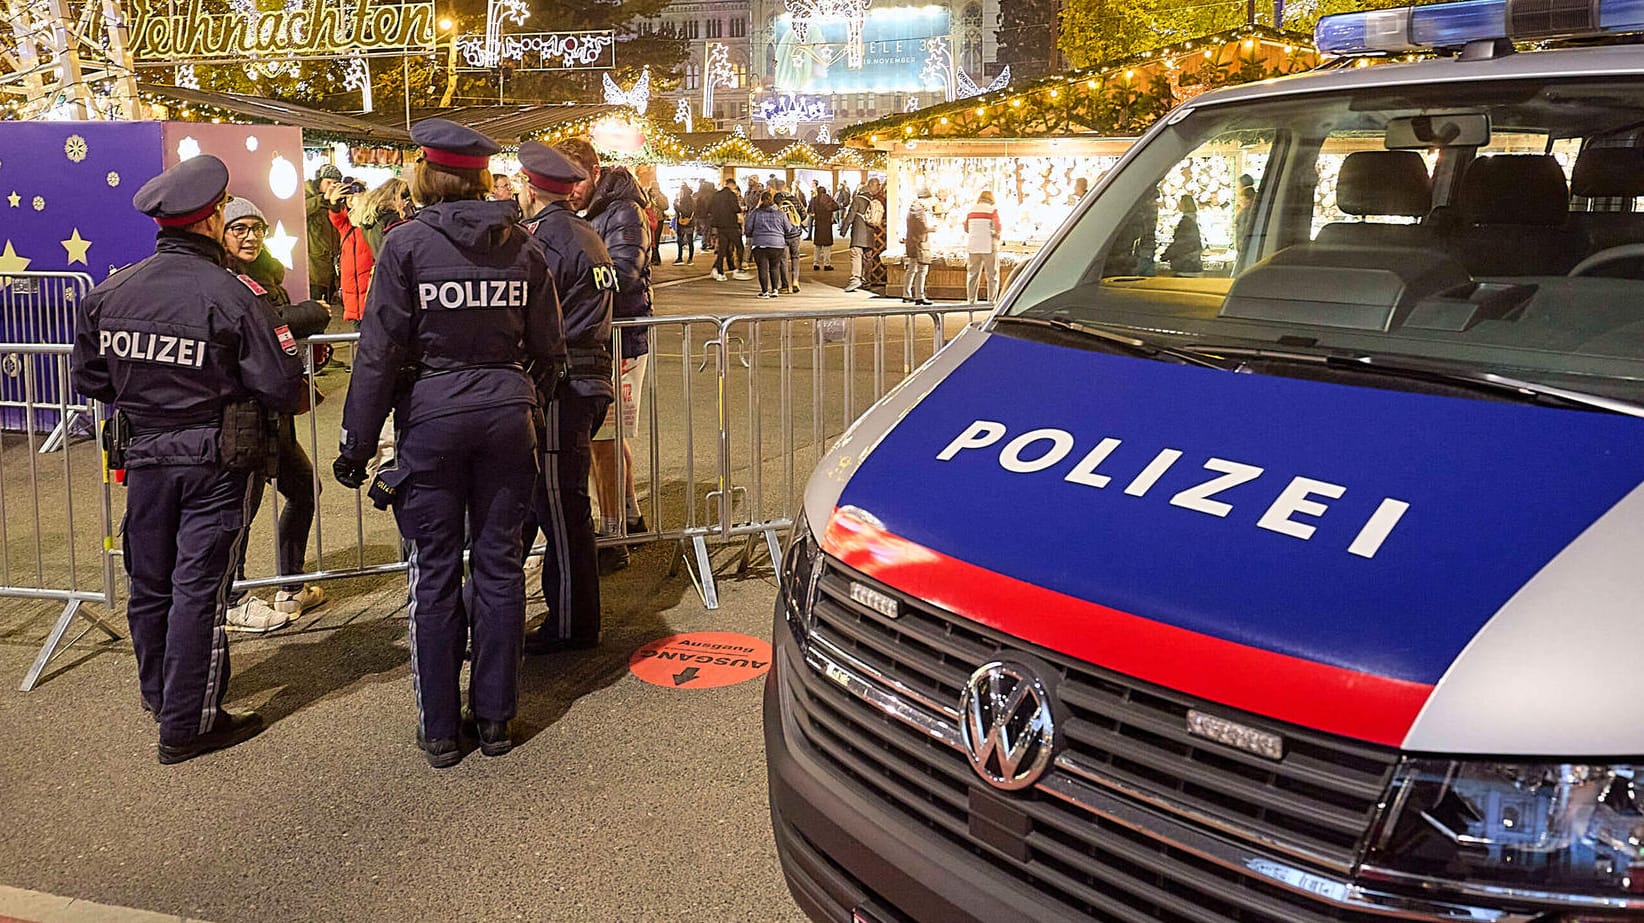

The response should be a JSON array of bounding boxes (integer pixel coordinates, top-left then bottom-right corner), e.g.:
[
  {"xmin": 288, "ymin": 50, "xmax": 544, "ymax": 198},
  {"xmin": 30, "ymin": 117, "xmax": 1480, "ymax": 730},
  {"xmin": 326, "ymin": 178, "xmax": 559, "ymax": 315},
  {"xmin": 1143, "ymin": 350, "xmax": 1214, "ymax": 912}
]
[
  {"xmin": 455, "ymin": 30, "xmax": 616, "ymax": 70},
  {"xmin": 129, "ymin": 0, "xmax": 436, "ymax": 61}
]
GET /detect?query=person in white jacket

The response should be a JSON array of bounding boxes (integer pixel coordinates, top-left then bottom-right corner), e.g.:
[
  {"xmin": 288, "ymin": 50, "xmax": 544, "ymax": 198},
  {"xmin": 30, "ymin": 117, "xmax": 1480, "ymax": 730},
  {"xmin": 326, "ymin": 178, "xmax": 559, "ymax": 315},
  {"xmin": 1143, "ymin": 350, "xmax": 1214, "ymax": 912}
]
[{"xmin": 965, "ymin": 190, "xmax": 1002, "ymax": 304}]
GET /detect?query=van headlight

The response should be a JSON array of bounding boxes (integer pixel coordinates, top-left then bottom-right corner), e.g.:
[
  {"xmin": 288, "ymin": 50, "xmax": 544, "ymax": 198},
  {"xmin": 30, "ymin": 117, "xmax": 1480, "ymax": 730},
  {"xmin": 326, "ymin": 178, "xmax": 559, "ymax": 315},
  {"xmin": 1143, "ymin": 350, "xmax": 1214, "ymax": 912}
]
[
  {"xmin": 779, "ymin": 512, "xmax": 822, "ymax": 644},
  {"xmin": 1366, "ymin": 759, "xmax": 1644, "ymax": 909}
]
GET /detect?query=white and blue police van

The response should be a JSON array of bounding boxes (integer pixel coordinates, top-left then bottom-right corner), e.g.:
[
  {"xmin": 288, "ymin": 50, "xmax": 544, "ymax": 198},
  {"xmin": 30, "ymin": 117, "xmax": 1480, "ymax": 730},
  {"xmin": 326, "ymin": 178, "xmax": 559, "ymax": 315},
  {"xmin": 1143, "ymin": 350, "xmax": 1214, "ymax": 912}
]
[{"xmin": 766, "ymin": 3, "xmax": 1644, "ymax": 921}]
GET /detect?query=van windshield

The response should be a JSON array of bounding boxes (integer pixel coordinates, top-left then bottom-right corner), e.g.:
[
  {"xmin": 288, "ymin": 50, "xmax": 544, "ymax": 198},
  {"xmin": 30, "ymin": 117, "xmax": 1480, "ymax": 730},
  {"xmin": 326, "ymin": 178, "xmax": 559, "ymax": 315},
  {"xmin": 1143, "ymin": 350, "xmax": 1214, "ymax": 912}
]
[{"xmin": 1006, "ymin": 77, "xmax": 1644, "ymax": 402}]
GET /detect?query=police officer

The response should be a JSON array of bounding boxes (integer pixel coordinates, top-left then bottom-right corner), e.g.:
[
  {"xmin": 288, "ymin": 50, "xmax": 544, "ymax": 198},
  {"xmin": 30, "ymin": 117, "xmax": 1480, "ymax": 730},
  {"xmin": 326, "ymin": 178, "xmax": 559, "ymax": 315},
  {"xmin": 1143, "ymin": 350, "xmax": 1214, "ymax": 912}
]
[
  {"xmin": 516, "ymin": 142, "xmax": 616, "ymax": 655},
  {"xmin": 333, "ymin": 119, "xmax": 565, "ymax": 768},
  {"xmin": 70, "ymin": 156, "xmax": 306, "ymax": 764}
]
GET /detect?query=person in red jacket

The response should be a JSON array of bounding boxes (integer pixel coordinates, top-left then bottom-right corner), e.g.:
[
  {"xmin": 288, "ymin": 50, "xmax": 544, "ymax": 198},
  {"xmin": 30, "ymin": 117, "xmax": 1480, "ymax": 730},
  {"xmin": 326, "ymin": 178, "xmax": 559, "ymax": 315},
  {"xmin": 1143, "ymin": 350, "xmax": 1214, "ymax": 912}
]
[{"xmin": 325, "ymin": 180, "xmax": 376, "ymax": 324}]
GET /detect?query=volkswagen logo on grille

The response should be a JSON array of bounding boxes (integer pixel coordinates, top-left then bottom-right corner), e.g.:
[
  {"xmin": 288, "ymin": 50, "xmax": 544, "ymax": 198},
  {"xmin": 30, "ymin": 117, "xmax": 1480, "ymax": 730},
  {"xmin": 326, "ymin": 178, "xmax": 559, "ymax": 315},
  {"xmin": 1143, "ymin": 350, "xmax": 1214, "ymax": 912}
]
[{"xmin": 958, "ymin": 661, "xmax": 1056, "ymax": 791}]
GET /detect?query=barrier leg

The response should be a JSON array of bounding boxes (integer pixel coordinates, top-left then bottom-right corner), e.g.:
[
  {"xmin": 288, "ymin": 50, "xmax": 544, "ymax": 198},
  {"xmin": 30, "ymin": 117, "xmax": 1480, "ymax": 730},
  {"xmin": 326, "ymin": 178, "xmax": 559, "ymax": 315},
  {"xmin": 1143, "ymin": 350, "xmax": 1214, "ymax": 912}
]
[
  {"xmin": 19, "ymin": 598, "xmax": 120, "ymax": 692},
  {"xmin": 684, "ymin": 534, "xmax": 721, "ymax": 610},
  {"xmin": 763, "ymin": 527, "xmax": 783, "ymax": 573}
]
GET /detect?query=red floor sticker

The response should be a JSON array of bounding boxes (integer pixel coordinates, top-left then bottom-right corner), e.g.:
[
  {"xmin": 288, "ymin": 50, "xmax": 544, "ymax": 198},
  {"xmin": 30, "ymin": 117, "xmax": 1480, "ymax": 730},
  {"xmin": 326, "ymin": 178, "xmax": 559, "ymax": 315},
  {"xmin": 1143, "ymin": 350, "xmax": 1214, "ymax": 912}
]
[{"xmin": 629, "ymin": 632, "xmax": 773, "ymax": 688}]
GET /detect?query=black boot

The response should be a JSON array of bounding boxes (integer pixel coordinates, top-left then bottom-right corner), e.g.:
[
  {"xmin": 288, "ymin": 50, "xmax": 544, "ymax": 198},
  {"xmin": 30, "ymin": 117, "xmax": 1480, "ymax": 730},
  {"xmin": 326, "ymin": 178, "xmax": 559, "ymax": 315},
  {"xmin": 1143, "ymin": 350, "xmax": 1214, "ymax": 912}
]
[
  {"xmin": 476, "ymin": 719, "xmax": 513, "ymax": 757},
  {"xmin": 157, "ymin": 711, "xmax": 263, "ymax": 765},
  {"xmin": 597, "ymin": 544, "xmax": 630, "ymax": 575},
  {"xmin": 524, "ymin": 630, "xmax": 599, "ymax": 656},
  {"xmin": 416, "ymin": 728, "xmax": 462, "ymax": 769}
]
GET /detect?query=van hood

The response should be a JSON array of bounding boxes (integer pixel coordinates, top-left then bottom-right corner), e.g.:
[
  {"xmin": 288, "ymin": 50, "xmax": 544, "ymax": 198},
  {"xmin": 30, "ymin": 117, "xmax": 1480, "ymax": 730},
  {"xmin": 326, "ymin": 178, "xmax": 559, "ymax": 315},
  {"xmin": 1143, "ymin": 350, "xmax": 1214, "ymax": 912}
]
[{"xmin": 806, "ymin": 328, "xmax": 1644, "ymax": 753}]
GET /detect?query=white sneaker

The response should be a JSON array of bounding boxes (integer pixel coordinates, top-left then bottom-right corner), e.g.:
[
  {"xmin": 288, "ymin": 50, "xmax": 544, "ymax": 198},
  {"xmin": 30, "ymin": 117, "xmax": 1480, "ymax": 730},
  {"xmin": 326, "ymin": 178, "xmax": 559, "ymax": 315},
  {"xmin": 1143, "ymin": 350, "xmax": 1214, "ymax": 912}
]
[
  {"xmin": 274, "ymin": 584, "xmax": 326, "ymax": 616},
  {"xmin": 711, "ymin": 269, "xmax": 725, "ymax": 281},
  {"xmin": 843, "ymin": 280, "xmax": 862, "ymax": 292},
  {"xmin": 226, "ymin": 597, "xmax": 290, "ymax": 633},
  {"xmin": 732, "ymin": 270, "xmax": 754, "ymax": 281}
]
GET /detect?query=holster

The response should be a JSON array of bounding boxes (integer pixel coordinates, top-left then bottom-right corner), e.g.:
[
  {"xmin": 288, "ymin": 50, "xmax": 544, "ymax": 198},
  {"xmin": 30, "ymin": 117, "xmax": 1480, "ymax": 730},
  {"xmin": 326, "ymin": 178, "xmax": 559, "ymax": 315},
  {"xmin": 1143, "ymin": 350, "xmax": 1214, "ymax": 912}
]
[
  {"xmin": 218, "ymin": 400, "xmax": 276, "ymax": 475},
  {"xmin": 100, "ymin": 411, "xmax": 131, "ymax": 471}
]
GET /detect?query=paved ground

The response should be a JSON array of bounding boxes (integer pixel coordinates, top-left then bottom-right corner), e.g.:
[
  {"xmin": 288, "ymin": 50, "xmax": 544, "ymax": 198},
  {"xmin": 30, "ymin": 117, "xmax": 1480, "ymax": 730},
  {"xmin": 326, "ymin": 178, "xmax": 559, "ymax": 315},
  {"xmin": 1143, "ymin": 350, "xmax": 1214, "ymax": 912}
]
[{"xmin": 0, "ymin": 245, "xmax": 910, "ymax": 923}]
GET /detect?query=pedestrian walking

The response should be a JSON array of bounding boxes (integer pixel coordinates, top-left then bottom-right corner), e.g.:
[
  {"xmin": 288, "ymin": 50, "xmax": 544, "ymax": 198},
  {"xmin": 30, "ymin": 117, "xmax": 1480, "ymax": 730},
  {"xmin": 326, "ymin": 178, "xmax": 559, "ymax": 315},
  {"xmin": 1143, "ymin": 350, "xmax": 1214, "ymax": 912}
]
[
  {"xmin": 745, "ymin": 190, "xmax": 800, "ymax": 298},
  {"xmin": 693, "ymin": 179, "xmax": 717, "ymax": 252},
  {"xmin": 560, "ymin": 140, "xmax": 656, "ymax": 575},
  {"xmin": 842, "ymin": 178, "xmax": 884, "ymax": 292},
  {"xmin": 334, "ymin": 119, "xmax": 566, "ymax": 768},
  {"xmin": 219, "ymin": 195, "xmax": 332, "ymax": 631},
  {"xmin": 517, "ymin": 142, "xmax": 616, "ymax": 655},
  {"xmin": 772, "ymin": 178, "xmax": 805, "ymax": 292},
  {"xmin": 903, "ymin": 189, "xmax": 934, "ymax": 305},
  {"xmin": 673, "ymin": 182, "xmax": 696, "ymax": 264},
  {"xmin": 711, "ymin": 178, "xmax": 751, "ymax": 281},
  {"xmin": 71, "ymin": 155, "xmax": 306, "ymax": 764},
  {"xmin": 305, "ymin": 164, "xmax": 342, "ymax": 304},
  {"xmin": 810, "ymin": 186, "xmax": 837, "ymax": 270},
  {"xmin": 965, "ymin": 190, "xmax": 1002, "ymax": 304}
]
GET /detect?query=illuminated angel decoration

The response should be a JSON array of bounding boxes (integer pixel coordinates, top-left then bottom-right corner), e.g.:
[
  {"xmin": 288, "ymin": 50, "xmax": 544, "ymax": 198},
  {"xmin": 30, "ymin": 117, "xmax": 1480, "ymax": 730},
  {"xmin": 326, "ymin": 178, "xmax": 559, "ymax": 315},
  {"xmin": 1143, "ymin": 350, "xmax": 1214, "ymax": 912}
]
[
  {"xmin": 816, "ymin": 124, "xmax": 831, "ymax": 144},
  {"xmin": 602, "ymin": 66, "xmax": 651, "ymax": 114},
  {"xmin": 956, "ymin": 65, "xmax": 1011, "ymax": 99},
  {"xmin": 784, "ymin": 0, "xmax": 872, "ymax": 68}
]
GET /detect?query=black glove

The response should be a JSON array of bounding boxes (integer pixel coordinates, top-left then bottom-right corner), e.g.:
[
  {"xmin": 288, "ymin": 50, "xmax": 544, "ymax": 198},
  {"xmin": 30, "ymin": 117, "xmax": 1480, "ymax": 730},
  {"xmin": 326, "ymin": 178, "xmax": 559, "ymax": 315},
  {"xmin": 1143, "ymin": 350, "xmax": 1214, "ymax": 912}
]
[{"xmin": 333, "ymin": 455, "xmax": 368, "ymax": 489}]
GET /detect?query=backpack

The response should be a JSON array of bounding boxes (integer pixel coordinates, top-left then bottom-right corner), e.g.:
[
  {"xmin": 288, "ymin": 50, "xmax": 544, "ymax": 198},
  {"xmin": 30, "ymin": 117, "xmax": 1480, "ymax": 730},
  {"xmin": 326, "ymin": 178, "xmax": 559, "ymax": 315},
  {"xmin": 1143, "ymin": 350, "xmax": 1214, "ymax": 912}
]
[{"xmin": 777, "ymin": 194, "xmax": 803, "ymax": 228}]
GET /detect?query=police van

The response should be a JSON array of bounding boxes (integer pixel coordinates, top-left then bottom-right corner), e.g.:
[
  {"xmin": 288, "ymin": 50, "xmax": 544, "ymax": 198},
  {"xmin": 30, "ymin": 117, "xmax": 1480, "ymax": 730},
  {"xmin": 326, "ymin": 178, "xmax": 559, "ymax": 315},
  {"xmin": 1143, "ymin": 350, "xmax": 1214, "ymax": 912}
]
[{"xmin": 766, "ymin": 3, "xmax": 1644, "ymax": 921}]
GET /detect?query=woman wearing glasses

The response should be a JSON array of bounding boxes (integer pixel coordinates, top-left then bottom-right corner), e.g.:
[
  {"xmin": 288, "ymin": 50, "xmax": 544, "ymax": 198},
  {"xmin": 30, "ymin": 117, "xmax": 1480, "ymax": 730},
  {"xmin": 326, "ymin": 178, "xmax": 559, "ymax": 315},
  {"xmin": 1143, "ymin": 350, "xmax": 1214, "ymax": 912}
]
[{"xmin": 220, "ymin": 196, "xmax": 332, "ymax": 630}]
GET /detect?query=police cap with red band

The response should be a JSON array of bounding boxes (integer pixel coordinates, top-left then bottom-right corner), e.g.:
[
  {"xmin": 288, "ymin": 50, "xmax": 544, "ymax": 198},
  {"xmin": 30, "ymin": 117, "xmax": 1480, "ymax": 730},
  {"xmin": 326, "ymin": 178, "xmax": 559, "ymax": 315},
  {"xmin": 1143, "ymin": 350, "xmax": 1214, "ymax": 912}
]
[
  {"xmin": 517, "ymin": 141, "xmax": 586, "ymax": 195},
  {"xmin": 132, "ymin": 154, "xmax": 230, "ymax": 228},
  {"xmin": 413, "ymin": 118, "xmax": 500, "ymax": 171}
]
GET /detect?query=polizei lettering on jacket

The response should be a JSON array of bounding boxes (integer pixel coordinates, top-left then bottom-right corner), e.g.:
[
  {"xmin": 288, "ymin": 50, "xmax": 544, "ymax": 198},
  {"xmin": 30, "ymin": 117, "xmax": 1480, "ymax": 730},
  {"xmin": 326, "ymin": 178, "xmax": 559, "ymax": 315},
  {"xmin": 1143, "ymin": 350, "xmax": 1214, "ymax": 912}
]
[
  {"xmin": 937, "ymin": 419, "xmax": 1410, "ymax": 559},
  {"xmin": 416, "ymin": 279, "xmax": 529, "ymax": 311},
  {"xmin": 98, "ymin": 329, "xmax": 207, "ymax": 369}
]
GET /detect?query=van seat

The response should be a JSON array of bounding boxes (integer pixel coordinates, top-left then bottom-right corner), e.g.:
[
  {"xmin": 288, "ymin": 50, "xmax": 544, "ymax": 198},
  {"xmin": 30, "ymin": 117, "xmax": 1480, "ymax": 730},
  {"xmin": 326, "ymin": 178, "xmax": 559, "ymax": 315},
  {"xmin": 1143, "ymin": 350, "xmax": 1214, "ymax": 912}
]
[
  {"xmin": 1569, "ymin": 147, "xmax": 1644, "ymax": 275},
  {"xmin": 1447, "ymin": 155, "xmax": 1588, "ymax": 276},
  {"xmin": 1314, "ymin": 151, "xmax": 1433, "ymax": 249}
]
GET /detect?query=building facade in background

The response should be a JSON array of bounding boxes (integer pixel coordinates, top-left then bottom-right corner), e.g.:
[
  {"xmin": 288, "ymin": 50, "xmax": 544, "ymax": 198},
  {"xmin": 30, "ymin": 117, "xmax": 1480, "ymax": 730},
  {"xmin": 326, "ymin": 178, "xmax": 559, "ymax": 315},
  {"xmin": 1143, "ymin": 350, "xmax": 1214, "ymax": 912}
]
[{"xmin": 644, "ymin": 0, "xmax": 1003, "ymax": 140}]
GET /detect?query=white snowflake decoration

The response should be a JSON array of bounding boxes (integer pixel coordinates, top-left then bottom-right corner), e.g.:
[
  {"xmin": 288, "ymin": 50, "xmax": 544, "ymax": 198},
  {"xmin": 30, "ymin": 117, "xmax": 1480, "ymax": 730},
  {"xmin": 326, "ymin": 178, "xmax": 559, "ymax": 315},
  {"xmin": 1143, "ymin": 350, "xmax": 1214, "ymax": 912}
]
[
  {"xmin": 602, "ymin": 66, "xmax": 650, "ymax": 115},
  {"xmin": 64, "ymin": 134, "xmax": 87, "ymax": 162}
]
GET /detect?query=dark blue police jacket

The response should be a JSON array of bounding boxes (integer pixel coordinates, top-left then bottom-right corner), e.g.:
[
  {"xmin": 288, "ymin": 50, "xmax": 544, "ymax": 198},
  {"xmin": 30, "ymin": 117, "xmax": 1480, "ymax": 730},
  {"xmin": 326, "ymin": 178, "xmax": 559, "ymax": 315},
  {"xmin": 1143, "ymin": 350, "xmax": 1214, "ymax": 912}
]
[
  {"xmin": 339, "ymin": 199, "xmax": 566, "ymax": 462},
  {"xmin": 524, "ymin": 201, "xmax": 616, "ymax": 400},
  {"xmin": 586, "ymin": 169, "xmax": 652, "ymax": 361},
  {"xmin": 71, "ymin": 230, "xmax": 306, "ymax": 467}
]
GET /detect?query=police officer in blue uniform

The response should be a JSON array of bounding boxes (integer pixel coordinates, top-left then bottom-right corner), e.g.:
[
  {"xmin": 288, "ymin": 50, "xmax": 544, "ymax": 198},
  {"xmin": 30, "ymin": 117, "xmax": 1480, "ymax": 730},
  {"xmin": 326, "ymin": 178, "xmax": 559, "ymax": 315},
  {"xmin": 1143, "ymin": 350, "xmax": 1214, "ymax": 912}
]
[
  {"xmin": 70, "ymin": 155, "xmax": 306, "ymax": 764},
  {"xmin": 516, "ymin": 142, "xmax": 616, "ymax": 655},
  {"xmin": 334, "ymin": 119, "xmax": 565, "ymax": 768}
]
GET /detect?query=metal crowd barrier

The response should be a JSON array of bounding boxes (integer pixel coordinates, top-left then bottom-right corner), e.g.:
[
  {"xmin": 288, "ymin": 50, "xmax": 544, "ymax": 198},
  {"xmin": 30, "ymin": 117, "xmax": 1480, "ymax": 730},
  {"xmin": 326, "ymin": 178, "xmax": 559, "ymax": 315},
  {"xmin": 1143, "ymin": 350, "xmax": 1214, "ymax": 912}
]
[
  {"xmin": 9, "ymin": 304, "xmax": 992, "ymax": 690},
  {"xmin": 0, "ymin": 272, "xmax": 95, "ymax": 452}
]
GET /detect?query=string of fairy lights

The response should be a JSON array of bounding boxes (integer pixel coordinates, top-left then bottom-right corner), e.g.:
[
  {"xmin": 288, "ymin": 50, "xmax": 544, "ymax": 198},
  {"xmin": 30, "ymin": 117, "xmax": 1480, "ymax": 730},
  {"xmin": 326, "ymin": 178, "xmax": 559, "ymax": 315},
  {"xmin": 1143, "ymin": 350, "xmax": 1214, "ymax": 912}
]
[{"xmin": 837, "ymin": 26, "xmax": 1416, "ymax": 146}]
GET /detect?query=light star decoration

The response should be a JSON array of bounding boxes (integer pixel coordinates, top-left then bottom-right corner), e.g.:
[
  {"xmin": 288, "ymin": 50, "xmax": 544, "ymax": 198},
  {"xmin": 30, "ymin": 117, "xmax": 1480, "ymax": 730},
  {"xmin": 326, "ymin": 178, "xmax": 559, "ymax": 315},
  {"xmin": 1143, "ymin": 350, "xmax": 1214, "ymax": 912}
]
[
  {"xmin": 0, "ymin": 241, "xmax": 31, "ymax": 274},
  {"xmin": 61, "ymin": 229, "xmax": 92, "ymax": 266},
  {"xmin": 6, "ymin": 191, "xmax": 18, "ymax": 208},
  {"xmin": 263, "ymin": 221, "xmax": 299, "ymax": 270}
]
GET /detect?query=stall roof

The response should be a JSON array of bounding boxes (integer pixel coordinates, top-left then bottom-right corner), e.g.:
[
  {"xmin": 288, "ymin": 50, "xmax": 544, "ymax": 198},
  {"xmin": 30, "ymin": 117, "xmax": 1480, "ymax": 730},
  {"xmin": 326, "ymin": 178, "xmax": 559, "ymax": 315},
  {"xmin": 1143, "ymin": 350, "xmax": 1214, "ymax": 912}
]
[{"xmin": 141, "ymin": 84, "xmax": 415, "ymax": 145}]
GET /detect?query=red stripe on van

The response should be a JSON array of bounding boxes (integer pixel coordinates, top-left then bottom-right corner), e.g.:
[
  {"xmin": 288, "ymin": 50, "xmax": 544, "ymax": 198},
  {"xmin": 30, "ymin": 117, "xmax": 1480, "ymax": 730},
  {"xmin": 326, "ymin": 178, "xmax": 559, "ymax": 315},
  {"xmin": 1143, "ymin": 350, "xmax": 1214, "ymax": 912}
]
[{"xmin": 821, "ymin": 509, "xmax": 1430, "ymax": 747}]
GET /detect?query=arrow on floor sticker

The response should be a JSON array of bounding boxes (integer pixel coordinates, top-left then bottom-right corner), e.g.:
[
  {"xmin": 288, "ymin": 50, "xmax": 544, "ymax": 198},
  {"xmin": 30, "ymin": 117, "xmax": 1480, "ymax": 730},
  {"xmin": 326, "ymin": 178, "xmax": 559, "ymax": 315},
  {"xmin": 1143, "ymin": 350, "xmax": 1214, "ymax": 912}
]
[{"xmin": 672, "ymin": 666, "xmax": 700, "ymax": 686}]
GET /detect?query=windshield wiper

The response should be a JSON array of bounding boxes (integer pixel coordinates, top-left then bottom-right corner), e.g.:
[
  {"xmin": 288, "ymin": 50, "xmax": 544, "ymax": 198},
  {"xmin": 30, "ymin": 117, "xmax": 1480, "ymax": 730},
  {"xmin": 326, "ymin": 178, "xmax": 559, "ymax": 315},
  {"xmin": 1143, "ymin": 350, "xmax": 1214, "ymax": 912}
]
[
  {"xmin": 1189, "ymin": 345, "xmax": 1644, "ymax": 419},
  {"xmin": 992, "ymin": 315, "xmax": 1239, "ymax": 371}
]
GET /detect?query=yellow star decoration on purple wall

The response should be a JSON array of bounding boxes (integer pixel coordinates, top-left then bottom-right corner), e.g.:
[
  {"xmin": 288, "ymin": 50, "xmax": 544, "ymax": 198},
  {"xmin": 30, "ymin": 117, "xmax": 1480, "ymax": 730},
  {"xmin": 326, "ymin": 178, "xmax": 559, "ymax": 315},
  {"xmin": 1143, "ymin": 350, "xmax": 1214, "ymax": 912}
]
[
  {"xmin": 61, "ymin": 229, "xmax": 92, "ymax": 266},
  {"xmin": 0, "ymin": 241, "xmax": 31, "ymax": 274},
  {"xmin": 5, "ymin": 191, "xmax": 17, "ymax": 208}
]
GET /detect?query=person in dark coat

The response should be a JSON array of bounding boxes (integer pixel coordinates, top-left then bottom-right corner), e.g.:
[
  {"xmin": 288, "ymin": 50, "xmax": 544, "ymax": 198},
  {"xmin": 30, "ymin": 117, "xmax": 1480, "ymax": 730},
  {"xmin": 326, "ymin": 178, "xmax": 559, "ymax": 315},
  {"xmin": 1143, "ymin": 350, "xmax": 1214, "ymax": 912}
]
[
  {"xmin": 305, "ymin": 164, "xmax": 342, "ymax": 304},
  {"xmin": 693, "ymin": 179, "xmax": 717, "ymax": 252},
  {"xmin": 518, "ymin": 141, "xmax": 617, "ymax": 654},
  {"xmin": 1161, "ymin": 194, "xmax": 1204, "ymax": 275},
  {"xmin": 71, "ymin": 155, "xmax": 306, "ymax": 764},
  {"xmin": 335, "ymin": 119, "xmax": 566, "ymax": 768},
  {"xmin": 810, "ymin": 186, "xmax": 837, "ymax": 270},
  {"xmin": 673, "ymin": 181, "xmax": 696, "ymax": 264},
  {"xmin": 710, "ymin": 178, "xmax": 750, "ymax": 280},
  {"xmin": 559, "ymin": 141, "xmax": 655, "ymax": 574}
]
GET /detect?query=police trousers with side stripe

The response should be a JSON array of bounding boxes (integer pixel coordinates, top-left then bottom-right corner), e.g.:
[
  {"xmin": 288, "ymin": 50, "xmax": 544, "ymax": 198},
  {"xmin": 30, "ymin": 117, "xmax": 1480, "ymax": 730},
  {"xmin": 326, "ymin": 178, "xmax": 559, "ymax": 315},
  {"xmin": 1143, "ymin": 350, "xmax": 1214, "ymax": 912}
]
[
  {"xmin": 394, "ymin": 406, "xmax": 537, "ymax": 741},
  {"xmin": 123, "ymin": 463, "xmax": 261, "ymax": 746},
  {"xmin": 522, "ymin": 391, "xmax": 610, "ymax": 645}
]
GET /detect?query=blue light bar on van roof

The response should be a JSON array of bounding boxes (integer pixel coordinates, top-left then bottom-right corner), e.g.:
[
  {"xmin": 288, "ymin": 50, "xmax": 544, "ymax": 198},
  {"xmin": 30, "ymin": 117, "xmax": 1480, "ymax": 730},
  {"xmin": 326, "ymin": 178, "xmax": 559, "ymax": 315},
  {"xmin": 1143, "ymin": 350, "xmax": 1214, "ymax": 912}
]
[{"xmin": 1317, "ymin": 0, "xmax": 1640, "ymax": 55}]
